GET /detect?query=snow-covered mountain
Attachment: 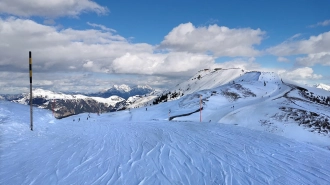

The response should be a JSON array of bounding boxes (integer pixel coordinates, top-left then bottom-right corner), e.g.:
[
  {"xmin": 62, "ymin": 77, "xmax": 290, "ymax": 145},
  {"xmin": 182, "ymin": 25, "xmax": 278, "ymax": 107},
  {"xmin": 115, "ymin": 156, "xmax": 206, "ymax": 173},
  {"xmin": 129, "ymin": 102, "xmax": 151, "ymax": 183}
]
[
  {"xmin": 314, "ymin": 83, "xmax": 330, "ymax": 91},
  {"xmin": 1, "ymin": 68, "xmax": 330, "ymax": 184},
  {"xmin": 88, "ymin": 84, "xmax": 153, "ymax": 99},
  {"xmin": 8, "ymin": 68, "xmax": 330, "ymax": 142},
  {"xmin": 1, "ymin": 91, "xmax": 330, "ymax": 184},
  {"xmin": 172, "ymin": 68, "xmax": 245, "ymax": 95},
  {"xmin": 8, "ymin": 85, "xmax": 154, "ymax": 118},
  {"xmin": 125, "ymin": 68, "xmax": 330, "ymax": 147},
  {"xmin": 13, "ymin": 88, "xmax": 125, "ymax": 118},
  {"xmin": 124, "ymin": 68, "xmax": 245, "ymax": 108}
]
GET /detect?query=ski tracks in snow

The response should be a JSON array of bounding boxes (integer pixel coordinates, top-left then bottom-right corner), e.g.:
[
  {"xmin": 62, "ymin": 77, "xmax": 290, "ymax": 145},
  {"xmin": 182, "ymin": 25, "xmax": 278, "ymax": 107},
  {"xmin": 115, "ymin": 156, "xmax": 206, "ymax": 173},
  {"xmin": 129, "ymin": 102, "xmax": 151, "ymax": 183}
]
[{"xmin": 1, "ymin": 117, "xmax": 330, "ymax": 184}]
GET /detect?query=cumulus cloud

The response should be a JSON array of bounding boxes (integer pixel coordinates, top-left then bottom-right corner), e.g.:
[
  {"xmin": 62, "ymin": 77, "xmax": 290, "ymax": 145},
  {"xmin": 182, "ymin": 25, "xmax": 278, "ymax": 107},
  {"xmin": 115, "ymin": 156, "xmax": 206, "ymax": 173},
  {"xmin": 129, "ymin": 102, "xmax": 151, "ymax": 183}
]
[
  {"xmin": 267, "ymin": 31, "xmax": 330, "ymax": 56},
  {"xmin": 278, "ymin": 67, "xmax": 322, "ymax": 82},
  {"xmin": 83, "ymin": 60, "xmax": 94, "ymax": 68},
  {"xmin": 267, "ymin": 31, "xmax": 330, "ymax": 68},
  {"xmin": 0, "ymin": 17, "xmax": 220, "ymax": 93},
  {"xmin": 112, "ymin": 52, "xmax": 214, "ymax": 75},
  {"xmin": 296, "ymin": 52, "xmax": 330, "ymax": 66},
  {"xmin": 0, "ymin": 17, "xmax": 153, "ymax": 74},
  {"xmin": 277, "ymin": 57, "xmax": 290, "ymax": 62},
  {"xmin": 0, "ymin": 18, "xmax": 218, "ymax": 76},
  {"xmin": 0, "ymin": 0, "xmax": 108, "ymax": 18},
  {"xmin": 160, "ymin": 22, "xmax": 265, "ymax": 57}
]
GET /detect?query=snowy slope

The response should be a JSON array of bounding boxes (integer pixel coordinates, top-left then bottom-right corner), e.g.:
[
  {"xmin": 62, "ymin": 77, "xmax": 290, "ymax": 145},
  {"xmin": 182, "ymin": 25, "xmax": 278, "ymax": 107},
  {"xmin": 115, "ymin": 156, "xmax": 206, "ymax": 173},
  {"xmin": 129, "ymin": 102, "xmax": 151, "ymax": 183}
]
[
  {"xmin": 1, "ymin": 100, "xmax": 330, "ymax": 185},
  {"xmin": 125, "ymin": 71, "xmax": 330, "ymax": 148},
  {"xmin": 126, "ymin": 68, "xmax": 245, "ymax": 108},
  {"xmin": 2, "ymin": 68, "xmax": 330, "ymax": 184},
  {"xmin": 171, "ymin": 68, "xmax": 245, "ymax": 95},
  {"xmin": 126, "ymin": 95, "xmax": 158, "ymax": 109}
]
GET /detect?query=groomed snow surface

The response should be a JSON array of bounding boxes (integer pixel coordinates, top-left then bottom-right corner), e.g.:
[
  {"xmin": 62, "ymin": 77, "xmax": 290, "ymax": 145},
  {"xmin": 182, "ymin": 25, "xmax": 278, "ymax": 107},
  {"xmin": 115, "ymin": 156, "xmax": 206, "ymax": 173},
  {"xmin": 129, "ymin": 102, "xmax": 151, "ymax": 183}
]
[{"xmin": 1, "ymin": 101, "xmax": 330, "ymax": 185}]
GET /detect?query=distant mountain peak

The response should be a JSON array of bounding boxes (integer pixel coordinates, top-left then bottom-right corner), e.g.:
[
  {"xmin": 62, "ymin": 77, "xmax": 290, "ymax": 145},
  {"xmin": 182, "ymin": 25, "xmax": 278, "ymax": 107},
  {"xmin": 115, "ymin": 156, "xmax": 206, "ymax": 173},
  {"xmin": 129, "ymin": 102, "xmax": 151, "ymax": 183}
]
[
  {"xmin": 314, "ymin": 83, "xmax": 330, "ymax": 91},
  {"xmin": 90, "ymin": 84, "xmax": 153, "ymax": 99},
  {"xmin": 113, "ymin": 84, "xmax": 131, "ymax": 92}
]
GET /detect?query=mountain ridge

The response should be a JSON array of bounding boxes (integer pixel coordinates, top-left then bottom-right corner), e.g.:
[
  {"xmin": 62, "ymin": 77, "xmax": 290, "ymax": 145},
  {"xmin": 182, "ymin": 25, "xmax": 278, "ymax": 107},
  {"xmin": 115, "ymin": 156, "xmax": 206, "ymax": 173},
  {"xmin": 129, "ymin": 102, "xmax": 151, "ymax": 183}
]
[
  {"xmin": 4, "ymin": 68, "xmax": 330, "ymax": 144},
  {"xmin": 88, "ymin": 84, "xmax": 153, "ymax": 99},
  {"xmin": 122, "ymin": 68, "xmax": 330, "ymax": 148}
]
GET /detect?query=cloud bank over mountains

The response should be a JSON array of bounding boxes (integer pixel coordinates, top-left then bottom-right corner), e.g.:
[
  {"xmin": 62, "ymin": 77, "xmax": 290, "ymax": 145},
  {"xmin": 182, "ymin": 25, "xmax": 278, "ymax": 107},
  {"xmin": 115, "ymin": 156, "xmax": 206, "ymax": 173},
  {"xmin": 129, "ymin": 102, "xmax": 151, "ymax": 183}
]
[{"xmin": 0, "ymin": 0, "xmax": 329, "ymax": 93}]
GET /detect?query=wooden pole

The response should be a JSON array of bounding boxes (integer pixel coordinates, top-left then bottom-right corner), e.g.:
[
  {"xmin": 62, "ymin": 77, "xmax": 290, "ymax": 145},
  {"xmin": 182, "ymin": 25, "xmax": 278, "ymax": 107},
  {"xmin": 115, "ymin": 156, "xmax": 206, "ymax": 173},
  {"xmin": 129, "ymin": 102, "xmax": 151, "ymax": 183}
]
[{"xmin": 29, "ymin": 51, "xmax": 33, "ymax": 131}]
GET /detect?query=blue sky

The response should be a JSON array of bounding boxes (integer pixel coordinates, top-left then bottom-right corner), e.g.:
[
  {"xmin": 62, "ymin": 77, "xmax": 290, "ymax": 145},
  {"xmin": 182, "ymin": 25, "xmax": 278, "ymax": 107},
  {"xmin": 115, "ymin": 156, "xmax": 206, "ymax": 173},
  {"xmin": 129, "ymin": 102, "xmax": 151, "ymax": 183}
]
[
  {"xmin": 0, "ymin": 0, "xmax": 329, "ymax": 93},
  {"xmin": 62, "ymin": 1, "xmax": 329, "ymax": 44}
]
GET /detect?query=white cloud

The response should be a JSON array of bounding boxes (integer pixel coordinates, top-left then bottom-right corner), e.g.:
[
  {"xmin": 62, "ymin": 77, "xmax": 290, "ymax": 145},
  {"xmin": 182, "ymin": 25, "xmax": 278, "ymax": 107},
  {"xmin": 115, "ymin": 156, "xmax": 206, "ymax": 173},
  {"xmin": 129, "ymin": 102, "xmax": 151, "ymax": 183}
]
[
  {"xmin": 0, "ymin": 0, "xmax": 108, "ymax": 18},
  {"xmin": 112, "ymin": 52, "xmax": 214, "ymax": 75},
  {"xmin": 1, "ymin": 17, "xmax": 326, "ymax": 94},
  {"xmin": 278, "ymin": 67, "xmax": 322, "ymax": 82},
  {"xmin": 0, "ymin": 17, "xmax": 221, "ymax": 93},
  {"xmin": 0, "ymin": 17, "xmax": 152, "ymax": 74},
  {"xmin": 309, "ymin": 19, "xmax": 330, "ymax": 28},
  {"xmin": 267, "ymin": 31, "xmax": 330, "ymax": 56},
  {"xmin": 296, "ymin": 52, "xmax": 330, "ymax": 66},
  {"xmin": 0, "ymin": 18, "xmax": 217, "ymax": 77},
  {"xmin": 160, "ymin": 22, "xmax": 265, "ymax": 57},
  {"xmin": 277, "ymin": 57, "xmax": 290, "ymax": 62},
  {"xmin": 268, "ymin": 31, "xmax": 330, "ymax": 68},
  {"xmin": 83, "ymin": 60, "xmax": 94, "ymax": 68}
]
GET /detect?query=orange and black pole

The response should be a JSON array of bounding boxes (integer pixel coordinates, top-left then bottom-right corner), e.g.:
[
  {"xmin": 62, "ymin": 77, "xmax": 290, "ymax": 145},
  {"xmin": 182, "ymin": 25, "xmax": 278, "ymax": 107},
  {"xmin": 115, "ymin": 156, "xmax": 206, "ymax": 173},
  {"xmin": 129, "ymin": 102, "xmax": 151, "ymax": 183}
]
[{"xmin": 29, "ymin": 51, "xmax": 33, "ymax": 131}]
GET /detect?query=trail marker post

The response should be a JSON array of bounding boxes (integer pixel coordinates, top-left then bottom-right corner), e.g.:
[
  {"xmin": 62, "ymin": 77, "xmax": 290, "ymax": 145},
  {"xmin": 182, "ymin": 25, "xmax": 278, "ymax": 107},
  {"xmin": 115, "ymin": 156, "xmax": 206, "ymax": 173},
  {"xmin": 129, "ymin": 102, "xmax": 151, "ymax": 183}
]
[
  {"xmin": 29, "ymin": 51, "xmax": 33, "ymax": 131},
  {"xmin": 200, "ymin": 95, "xmax": 202, "ymax": 122}
]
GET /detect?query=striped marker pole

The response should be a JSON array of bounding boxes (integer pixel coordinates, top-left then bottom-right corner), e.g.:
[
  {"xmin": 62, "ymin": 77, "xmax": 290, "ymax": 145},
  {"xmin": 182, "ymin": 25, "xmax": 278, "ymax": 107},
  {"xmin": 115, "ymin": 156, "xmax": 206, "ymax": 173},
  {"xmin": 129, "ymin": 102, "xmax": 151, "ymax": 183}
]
[
  {"xmin": 29, "ymin": 51, "xmax": 33, "ymax": 131},
  {"xmin": 200, "ymin": 95, "xmax": 202, "ymax": 122}
]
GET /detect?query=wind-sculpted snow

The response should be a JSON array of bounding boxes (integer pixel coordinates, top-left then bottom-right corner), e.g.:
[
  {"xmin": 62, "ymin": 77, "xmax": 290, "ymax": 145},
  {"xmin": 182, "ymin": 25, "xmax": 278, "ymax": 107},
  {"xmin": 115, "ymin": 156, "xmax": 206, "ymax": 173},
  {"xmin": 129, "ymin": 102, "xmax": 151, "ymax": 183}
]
[{"xmin": 1, "ymin": 101, "xmax": 330, "ymax": 184}]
